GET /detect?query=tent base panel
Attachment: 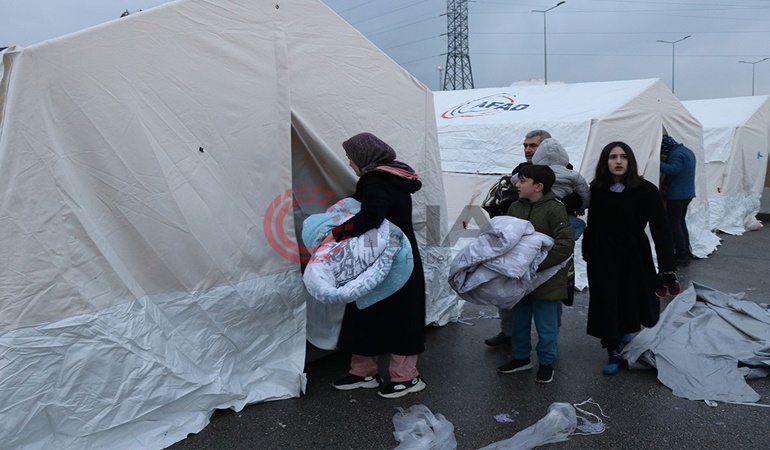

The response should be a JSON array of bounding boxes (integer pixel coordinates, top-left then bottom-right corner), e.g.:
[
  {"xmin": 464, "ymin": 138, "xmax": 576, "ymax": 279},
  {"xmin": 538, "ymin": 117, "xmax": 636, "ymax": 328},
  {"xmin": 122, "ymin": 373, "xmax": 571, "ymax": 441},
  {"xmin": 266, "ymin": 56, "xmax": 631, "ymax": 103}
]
[
  {"xmin": 0, "ymin": 270, "xmax": 307, "ymax": 450},
  {"xmin": 708, "ymin": 192, "xmax": 763, "ymax": 235},
  {"xmin": 422, "ymin": 245, "xmax": 465, "ymax": 326},
  {"xmin": 687, "ymin": 201, "xmax": 721, "ymax": 258}
]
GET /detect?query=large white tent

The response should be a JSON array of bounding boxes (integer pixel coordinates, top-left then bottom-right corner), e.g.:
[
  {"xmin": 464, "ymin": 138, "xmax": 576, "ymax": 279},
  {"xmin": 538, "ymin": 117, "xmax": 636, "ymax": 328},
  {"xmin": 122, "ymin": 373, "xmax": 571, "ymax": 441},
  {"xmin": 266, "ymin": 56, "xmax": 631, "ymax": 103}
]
[
  {"xmin": 682, "ymin": 96, "xmax": 770, "ymax": 235},
  {"xmin": 435, "ymin": 79, "xmax": 721, "ymax": 289},
  {"xmin": 0, "ymin": 1, "xmax": 459, "ymax": 448}
]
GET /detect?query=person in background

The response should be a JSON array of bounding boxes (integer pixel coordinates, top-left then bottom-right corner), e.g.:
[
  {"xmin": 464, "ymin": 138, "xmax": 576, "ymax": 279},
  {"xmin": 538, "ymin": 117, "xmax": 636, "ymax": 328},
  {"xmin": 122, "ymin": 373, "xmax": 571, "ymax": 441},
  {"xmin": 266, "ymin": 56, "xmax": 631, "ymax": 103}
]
[
  {"xmin": 483, "ymin": 130, "xmax": 552, "ymax": 347},
  {"xmin": 531, "ymin": 137, "xmax": 590, "ymax": 240},
  {"xmin": 330, "ymin": 132, "xmax": 427, "ymax": 399},
  {"xmin": 582, "ymin": 142, "xmax": 677, "ymax": 376},
  {"xmin": 660, "ymin": 135, "xmax": 696, "ymax": 267},
  {"xmin": 497, "ymin": 165, "xmax": 574, "ymax": 384}
]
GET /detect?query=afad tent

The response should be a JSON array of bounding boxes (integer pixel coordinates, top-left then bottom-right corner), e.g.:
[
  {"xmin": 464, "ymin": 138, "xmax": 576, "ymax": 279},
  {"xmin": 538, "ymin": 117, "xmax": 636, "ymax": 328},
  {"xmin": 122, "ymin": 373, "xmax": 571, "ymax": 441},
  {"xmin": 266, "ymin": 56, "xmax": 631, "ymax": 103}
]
[
  {"xmin": 682, "ymin": 96, "xmax": 770, "ymax": 235},
  {"xmin": 435, "ymin": 80, "xmax": 721, "ymax": 291},
  {"xmin": 0, "ymin": 1, "xmax": 459, "ymax": 448},
  {"xmin": 435, "ymin": 80, "xmax": 720, "ymax": 280}
]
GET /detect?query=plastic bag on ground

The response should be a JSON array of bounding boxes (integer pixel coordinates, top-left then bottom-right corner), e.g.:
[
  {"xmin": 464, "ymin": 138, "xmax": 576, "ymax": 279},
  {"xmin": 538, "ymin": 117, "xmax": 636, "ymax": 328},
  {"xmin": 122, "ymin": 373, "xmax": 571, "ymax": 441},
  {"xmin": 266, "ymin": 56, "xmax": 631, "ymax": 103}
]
[
  {"xmin": 478, "ymin": 402, "xmax": 577, "ymax": 450},
  {"xmin": 392, "ymin": 404, "xmax": 457, "ymax": 450}
]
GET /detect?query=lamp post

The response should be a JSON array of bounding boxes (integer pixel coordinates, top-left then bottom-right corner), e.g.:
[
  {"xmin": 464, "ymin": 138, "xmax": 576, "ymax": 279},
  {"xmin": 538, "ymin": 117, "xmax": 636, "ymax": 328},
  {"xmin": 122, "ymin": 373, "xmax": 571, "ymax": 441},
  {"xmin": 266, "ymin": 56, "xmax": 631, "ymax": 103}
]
[
  {"xmin": 738, "ymin": 57, "xmax": 769, "ymax": 96},
  {"xmin": 656, "ymin": 35, "xmax": 690, "ymax": 94},
  {"xmin": 437, "ymin": 65, "xmax": 443, "ymax": 91},
  {"xmin": 533, "ymin": 1, "xmax": 565, "ymax": 85}
]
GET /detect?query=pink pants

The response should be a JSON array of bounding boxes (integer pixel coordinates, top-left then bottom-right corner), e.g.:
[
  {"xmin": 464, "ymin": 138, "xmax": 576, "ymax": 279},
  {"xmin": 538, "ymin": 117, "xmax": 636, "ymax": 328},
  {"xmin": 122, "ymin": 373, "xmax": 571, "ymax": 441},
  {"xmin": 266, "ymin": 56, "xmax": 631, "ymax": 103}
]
[{"xmin": 350, "ymin": 354, "xmax": 419, "ymax": 383}]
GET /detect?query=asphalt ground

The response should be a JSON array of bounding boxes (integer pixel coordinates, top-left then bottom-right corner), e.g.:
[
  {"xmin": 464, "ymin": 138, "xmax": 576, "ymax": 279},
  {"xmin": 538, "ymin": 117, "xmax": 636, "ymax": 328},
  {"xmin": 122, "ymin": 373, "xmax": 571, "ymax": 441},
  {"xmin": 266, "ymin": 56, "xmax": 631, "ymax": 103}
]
[{"xmin": 171, "ymin": 220, "xmax": 770, "ymax": 450}]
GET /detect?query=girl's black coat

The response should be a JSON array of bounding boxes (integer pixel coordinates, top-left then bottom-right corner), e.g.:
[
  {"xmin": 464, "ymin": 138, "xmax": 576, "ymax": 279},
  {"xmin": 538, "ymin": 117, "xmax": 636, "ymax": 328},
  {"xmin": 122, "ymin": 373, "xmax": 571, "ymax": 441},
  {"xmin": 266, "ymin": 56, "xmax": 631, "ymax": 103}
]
[
  {"xmin": 333, "ymin": 171, "xmax": 426, "ymax": 356},
  {"xmin": 582, "ymin": 179, "xmax": 676, "ymax": 339}
]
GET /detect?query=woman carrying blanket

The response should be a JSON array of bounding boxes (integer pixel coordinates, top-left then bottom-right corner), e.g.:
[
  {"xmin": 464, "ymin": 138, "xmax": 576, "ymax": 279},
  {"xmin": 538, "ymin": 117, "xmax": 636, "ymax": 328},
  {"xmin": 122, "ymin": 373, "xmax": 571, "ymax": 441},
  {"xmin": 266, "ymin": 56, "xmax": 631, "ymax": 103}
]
[{"xmin": 330, "ymin": 132, "xmax": 426, "ymax": 399}]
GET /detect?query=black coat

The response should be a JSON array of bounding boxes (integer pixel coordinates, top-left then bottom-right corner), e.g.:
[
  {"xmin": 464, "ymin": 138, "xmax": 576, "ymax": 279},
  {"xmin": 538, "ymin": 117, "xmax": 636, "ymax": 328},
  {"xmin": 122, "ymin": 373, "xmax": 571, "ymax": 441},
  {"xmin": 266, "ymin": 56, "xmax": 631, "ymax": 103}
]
[
  {"xmin": 582, "ymin": 180, "xmax": 676, "ymax": 340},
  {"xmin": 333, "ymin": 171, "xmax": 426, "ymax": 356}
]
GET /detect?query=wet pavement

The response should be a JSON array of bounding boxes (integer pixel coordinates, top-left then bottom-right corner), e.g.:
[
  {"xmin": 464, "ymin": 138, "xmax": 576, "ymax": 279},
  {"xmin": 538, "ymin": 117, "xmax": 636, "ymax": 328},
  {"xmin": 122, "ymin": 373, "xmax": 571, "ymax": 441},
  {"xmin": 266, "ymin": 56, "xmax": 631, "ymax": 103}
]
[{"xmin": 170, "ymin": 220, "xmax": 770, "ymax": 450}]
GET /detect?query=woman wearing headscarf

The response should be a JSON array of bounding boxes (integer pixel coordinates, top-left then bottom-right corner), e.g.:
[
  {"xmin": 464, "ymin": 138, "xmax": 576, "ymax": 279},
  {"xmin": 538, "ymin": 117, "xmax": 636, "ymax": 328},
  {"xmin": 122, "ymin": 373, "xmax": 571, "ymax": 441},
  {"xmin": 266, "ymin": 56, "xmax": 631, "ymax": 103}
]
[
  {"xmin": 329, "ymin": 132, "xmax": 426, "ymax": 399},
  {"xmin": 582, "ymin": 141, "xmax": 677, "ymax": 375}
]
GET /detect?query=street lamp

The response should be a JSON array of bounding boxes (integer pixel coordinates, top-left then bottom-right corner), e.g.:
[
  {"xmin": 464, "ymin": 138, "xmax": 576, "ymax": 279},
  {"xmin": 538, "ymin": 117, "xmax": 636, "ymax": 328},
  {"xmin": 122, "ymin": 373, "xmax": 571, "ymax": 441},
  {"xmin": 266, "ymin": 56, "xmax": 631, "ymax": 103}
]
[
  {"xmin": 437, "ymin": 65, "xmax": 443, "ymax": 91},
  {"xmin": 656, "ymin": 35, "xmax": 690, "ymax": 94},
  {"xmin": 533, "ymin": 1, "xmax": 565, "ymax": 85},
  {"xmin": 738, "ymin": 58, "xmax": 769, "ymax": 96}
]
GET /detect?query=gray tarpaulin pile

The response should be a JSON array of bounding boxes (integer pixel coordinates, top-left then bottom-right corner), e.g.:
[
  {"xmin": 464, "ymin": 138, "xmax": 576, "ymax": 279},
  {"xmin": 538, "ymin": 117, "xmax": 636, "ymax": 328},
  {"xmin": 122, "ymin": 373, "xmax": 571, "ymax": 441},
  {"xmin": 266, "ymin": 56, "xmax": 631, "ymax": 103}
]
[{"xmin": 623, "ymin": 282, "xmax": 770, "ymax": 403}]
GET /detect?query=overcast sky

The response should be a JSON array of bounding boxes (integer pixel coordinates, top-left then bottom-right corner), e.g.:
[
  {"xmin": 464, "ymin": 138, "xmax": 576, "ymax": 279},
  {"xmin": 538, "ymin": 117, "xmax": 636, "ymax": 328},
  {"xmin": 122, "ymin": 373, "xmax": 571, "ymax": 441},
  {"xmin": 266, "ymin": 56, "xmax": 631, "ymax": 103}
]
[{"xmin": 2, "ymin": 0, "xmax": 769, "ymax": 100}]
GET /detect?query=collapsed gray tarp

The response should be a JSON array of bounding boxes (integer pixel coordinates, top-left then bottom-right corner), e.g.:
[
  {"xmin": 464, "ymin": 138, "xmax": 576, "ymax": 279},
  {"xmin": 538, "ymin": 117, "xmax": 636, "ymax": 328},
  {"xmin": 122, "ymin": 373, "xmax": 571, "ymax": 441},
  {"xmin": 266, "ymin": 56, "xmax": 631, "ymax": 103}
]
[{"xmin": 624, "ymin": 283, "xmax": 770, "ymax": 403}]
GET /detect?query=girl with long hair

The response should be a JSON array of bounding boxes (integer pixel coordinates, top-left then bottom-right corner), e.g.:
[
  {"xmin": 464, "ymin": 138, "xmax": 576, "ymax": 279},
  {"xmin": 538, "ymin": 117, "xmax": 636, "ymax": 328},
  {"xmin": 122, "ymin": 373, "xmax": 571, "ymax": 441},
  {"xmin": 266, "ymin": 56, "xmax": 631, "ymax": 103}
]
[{"xmin": 582, "ymin": 142, "xmax": 677, "ymax": 375}]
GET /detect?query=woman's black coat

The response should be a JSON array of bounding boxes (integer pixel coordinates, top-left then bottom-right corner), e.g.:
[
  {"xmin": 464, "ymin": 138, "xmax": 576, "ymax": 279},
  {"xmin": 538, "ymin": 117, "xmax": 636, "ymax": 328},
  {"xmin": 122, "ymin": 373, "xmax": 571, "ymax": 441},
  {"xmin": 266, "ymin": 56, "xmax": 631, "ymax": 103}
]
[
  {"xmin": 333, "ymin": 171, "xmax": 426, "ymax": 356},
  {"xmin": 582, "ymin": 179, "xmax": 676, "ymax": 340}
]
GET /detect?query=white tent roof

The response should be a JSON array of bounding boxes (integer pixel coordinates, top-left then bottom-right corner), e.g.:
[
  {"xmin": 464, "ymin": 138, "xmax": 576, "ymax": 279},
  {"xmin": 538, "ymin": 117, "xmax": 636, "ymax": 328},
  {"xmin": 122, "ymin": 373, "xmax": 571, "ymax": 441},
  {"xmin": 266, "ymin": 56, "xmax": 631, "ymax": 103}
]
[
  {"xmin": 434, "ymin": 79, "xmax": 719, "ymax": 259},
  {"xmin": 0, "ymin": 1, "xmax": 458, "ymax": 448},
  {"xmin": 683, "ymin": 95, "xmax": 770, "ymax": 234}
]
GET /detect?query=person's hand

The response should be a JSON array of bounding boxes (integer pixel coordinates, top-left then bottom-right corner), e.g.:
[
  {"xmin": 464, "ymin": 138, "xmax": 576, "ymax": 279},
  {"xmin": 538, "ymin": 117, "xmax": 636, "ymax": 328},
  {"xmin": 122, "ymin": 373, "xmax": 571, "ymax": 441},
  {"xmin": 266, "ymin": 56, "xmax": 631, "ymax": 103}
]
[
  {"xmin": 661, "ymin": 153, "xmax": 668, "ymax": 162},
  {"xmin": 331, "ymin": 223, "xmax": 353, "ymax": 242}
]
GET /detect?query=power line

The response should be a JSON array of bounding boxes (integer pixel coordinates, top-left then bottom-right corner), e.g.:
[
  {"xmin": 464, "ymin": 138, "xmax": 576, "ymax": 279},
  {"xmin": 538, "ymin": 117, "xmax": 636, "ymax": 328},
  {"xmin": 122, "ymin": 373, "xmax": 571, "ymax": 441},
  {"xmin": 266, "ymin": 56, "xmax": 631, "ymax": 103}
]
[
  {"xmin": 394, "ymin": 50, "xmax": 770, "ymax": 67},
  {"xmin": 473, "ymin": 0, "xmax": 770, "ymax": 8},
  {"xmin": 336, "ymin": 0, "xmax": 380, "ymax": 15},
  {"xmin": 400, "ymin": 55, "xmax": 444, "ymax": 67},
  {"xmin": 470, "ymin": 30, "xmax": 770, "ymax": 35},
  {"xmin": 471, "ymin": 9, "xmax": 770, "ymax": 23},
  {"xmin": 346, "ymin": 0, "xmax": 430, "ymax": 27},
  {"xmin": 367, "ymin": 14, "xmax": 442, "ymax": 38},
  {"xmin": 382, "ymin": 35, "xmax": 443, "ymax": 52},
  {"xmin": 472, "ymin": 51, "xmax": 770, "ymax": 58}
]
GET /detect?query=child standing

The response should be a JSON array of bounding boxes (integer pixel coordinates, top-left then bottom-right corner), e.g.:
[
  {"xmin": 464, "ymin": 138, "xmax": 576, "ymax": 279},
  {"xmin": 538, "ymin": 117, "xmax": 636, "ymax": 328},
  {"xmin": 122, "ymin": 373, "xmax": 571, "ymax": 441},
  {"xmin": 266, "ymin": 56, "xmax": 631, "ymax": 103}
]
[{"xmin": 497, "ymin": 165, "xmax": 574, "ymax": 383}]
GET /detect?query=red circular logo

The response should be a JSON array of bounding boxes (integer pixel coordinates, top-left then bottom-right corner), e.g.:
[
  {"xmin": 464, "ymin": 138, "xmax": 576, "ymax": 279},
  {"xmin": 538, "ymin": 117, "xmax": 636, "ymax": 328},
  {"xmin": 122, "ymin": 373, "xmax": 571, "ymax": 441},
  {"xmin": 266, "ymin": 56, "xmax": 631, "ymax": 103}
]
[{"xmin": 263, "ymin": 185, "xmax": 337, "ymax": 264}]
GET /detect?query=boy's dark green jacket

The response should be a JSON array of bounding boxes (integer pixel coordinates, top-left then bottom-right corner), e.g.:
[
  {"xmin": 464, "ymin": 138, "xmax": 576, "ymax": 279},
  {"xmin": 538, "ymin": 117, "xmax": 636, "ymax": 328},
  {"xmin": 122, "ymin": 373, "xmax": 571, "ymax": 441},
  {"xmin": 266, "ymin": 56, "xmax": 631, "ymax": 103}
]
[{"xmin": 506, "ymin": 191, "xmax": 574, "ymax": 300}]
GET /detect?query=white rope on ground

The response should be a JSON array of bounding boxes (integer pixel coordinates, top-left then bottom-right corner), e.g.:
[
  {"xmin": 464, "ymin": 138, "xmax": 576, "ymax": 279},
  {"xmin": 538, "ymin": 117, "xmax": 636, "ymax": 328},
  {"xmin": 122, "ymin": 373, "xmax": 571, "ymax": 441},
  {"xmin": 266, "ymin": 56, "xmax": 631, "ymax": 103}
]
[{"xmin": 572, "ymin": 398, "xmax": 609, "ymax": 436}]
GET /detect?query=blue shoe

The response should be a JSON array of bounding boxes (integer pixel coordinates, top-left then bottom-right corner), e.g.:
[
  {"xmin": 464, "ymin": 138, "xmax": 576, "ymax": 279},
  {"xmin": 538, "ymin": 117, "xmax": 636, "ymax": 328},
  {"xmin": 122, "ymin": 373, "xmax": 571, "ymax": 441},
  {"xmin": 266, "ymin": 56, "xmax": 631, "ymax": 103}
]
[
  {"xmin": 621, "ymin": 334, "xmax": 633, "ymax": 345},
  {"xmin": 603, "ymin": 350, "xmax": 624, "ymax": 375}
]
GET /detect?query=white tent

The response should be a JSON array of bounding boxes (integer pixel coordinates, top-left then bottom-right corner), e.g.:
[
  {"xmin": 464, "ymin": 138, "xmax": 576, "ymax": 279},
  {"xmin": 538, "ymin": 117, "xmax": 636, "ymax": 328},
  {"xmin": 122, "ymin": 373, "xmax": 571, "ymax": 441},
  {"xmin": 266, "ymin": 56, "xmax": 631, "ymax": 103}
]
[
  {"xmin": 0, "ymin": 1, "xmax": 459, "ymax": 448},
  {"xmin": 682, "ymin": 96, "xmax": 770, "ymax": 234},
  {"xmin": 435, "ymin": 79, "xmax": 721, "ymax": 290}
]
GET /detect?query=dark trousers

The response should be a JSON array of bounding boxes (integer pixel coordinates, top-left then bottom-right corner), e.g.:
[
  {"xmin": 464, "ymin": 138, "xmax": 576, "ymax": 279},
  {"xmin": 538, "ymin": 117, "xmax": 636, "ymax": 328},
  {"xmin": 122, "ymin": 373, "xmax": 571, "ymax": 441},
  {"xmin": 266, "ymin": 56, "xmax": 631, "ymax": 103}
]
[
  {"xmin": 600, "ymin": 338, "xmax": 621, "ymax": 352},
  {"xmin": 665, "ymin": 198, "xmax": 692, "ymax": 259}
]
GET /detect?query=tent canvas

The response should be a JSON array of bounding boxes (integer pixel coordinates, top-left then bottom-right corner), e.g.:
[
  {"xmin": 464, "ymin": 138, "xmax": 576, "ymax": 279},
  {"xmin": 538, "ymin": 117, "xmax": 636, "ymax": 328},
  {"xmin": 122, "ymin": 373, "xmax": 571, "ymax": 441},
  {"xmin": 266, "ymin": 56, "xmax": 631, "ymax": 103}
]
[
  {"xmin": 435, "ymin": 80, "xmax": 720, "ymax": 290},
  {"xmin": 0, "ymin": 0, "xmax": 458, "ymax": 448},
  {"xmin": 682, "ymin": 96, "xmax": 770, "ymax": 234}
]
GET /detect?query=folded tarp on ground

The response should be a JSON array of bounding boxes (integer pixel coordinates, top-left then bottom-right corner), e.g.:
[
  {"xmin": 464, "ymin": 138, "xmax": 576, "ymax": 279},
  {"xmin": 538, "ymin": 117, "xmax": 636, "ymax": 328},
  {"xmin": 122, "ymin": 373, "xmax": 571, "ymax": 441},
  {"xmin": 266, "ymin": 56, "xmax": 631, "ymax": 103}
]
[{"xmin": 624, "ymin": 282, "xmax": 770, "ymax": 403}]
